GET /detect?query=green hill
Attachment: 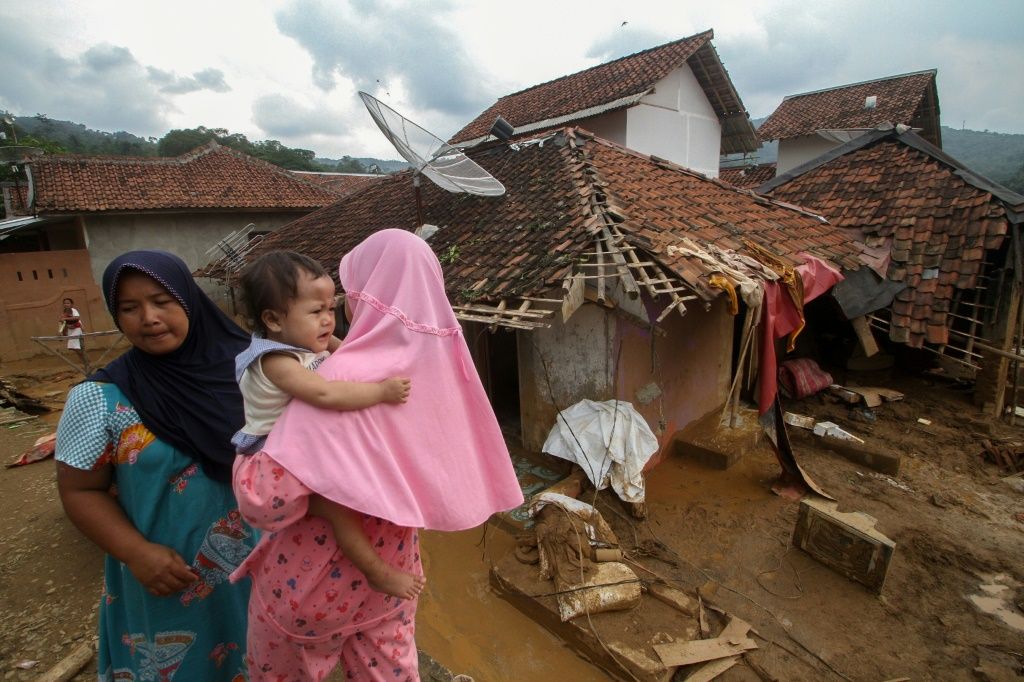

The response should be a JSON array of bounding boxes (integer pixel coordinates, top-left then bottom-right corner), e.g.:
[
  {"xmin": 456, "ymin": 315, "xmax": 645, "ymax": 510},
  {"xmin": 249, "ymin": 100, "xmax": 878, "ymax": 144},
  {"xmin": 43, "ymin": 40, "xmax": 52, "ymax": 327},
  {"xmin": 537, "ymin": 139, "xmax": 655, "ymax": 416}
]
[
  {"xmin": 940, "ymin": 127, "xmax": 1024, "ymax": 191},
  {"xmin": 2, "ymin": 113, "xmax": 405, "ymax": 174}
]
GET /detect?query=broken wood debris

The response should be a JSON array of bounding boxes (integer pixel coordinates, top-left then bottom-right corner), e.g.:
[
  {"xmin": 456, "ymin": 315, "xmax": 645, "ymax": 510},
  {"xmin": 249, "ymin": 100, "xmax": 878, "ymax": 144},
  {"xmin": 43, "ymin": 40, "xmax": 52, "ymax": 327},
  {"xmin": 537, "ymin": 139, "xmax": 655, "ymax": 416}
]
[
  {"xmin": 0, "ymin": 406, "xmax": 38, "ymax": 426},
  {"xmin": 792, "ymin": 496, "xmax": 896, "ymax": 593},
  {"xmin": 684, "ymin": 617, "xmax": 753, "ymax": 682},
  {"xmin": 0, "ymin": 377, "xmax": 49, "ymax": 414},
  {"xmin": 978, "ymin": 438, "xmax": 1024, "ymax": 473},
  {"xmin": 652, "ymin": 634, "xmax": 757, "ymax": 667},
  {"xmin": 37, "ymin": 641, "xmax": 95, "ymax": 682},
  {"xmin": 827, "ymin": 384, "xmax": 904, "ymax": 408},
  {"xmin": 646, "ymin": 583, "xmax": 697, "ymax": 617}
]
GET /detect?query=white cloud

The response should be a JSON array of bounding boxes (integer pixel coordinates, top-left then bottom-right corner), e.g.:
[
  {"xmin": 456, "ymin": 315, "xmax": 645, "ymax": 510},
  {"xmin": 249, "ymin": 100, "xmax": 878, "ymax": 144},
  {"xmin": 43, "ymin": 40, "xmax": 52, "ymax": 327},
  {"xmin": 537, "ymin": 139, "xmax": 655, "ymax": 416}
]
[{"xmin": 0, "ymin": 0, "xmax": 1022, "ymax": 158}]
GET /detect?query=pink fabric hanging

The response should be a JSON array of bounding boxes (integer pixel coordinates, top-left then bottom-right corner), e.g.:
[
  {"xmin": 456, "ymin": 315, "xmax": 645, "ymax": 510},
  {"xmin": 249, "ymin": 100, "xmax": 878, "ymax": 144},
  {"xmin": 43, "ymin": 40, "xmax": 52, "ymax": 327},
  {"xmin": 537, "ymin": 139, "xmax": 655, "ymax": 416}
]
[
  {"xmin": 757, "ymin": 254, "xmax": 844, "ymax": 414},
  {"xmin": 263, "ymin": 229, "xmax": 524, "ymax": 531}
]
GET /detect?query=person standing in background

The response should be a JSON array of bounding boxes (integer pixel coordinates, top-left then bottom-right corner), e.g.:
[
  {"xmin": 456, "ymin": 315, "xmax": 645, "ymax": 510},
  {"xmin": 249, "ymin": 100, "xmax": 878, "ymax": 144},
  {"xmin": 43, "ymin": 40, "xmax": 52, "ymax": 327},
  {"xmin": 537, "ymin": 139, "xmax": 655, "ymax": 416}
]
[{"xmin": 60, "ymin": 297, "xmax": 88, "ymax": 370}]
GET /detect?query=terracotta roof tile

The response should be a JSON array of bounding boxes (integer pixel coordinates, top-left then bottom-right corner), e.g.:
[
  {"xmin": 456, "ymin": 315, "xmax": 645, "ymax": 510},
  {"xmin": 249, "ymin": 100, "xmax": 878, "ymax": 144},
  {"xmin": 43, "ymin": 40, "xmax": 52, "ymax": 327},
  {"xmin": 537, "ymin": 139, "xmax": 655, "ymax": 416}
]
[
  {"xmin": 288, "ymin": 171, "xmax": 385, "ymax": 197},
  {"xmin": 719, "ymin": 163, "xmax": 776, "ymax": 189},
  {"xmin": 230, "ymin": 128, "xmax": 856, "ymax": 313},
  {"xmin": 758, "ymin": 71, "xmax": 940, "ymax": 146},
  {"xmin": 30, "ymin": 142, "xmax": 339, "ymax": 214}
]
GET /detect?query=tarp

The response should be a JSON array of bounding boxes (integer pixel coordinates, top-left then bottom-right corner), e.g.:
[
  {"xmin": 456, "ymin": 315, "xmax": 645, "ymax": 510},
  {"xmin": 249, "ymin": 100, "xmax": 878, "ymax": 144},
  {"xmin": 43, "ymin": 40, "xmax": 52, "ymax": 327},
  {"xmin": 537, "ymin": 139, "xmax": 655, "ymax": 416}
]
[
  {"xmin": 832, "ymin": 266, "xmax": 906, "ymax": 320},
  {"xmin": 542, "ymin": 399, "xmax": 659, "ymax": 504}
]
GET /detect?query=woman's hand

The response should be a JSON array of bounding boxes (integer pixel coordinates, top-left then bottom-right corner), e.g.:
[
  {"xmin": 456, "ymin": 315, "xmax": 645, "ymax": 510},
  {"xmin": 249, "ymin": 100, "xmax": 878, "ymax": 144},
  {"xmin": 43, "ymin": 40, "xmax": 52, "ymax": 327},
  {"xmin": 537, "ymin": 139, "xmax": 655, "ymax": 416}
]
[
  {"xmin": 58, "ymin": 462, "xmax": 197, "ymax": 596},
  {"xmin": 126, "ymin": 542, "xmax": 198, "ymax": 596}
]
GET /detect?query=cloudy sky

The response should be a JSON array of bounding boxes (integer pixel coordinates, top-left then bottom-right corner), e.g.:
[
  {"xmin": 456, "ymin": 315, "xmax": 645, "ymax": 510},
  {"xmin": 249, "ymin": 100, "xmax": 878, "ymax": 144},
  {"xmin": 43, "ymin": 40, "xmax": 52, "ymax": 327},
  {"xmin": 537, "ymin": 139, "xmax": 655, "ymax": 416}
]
[{"xmin": 2, "ymin": 0, "xmax": 1022, "ymax": 159}]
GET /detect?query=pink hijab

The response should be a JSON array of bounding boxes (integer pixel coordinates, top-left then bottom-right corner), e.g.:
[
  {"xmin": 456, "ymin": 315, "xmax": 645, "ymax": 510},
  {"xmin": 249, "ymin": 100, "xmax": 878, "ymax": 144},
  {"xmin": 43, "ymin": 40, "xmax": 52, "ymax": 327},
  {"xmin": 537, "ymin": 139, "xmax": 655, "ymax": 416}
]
[{"xmin": 264, "ymin": 229, "xmax": 524, "ymax": 531}]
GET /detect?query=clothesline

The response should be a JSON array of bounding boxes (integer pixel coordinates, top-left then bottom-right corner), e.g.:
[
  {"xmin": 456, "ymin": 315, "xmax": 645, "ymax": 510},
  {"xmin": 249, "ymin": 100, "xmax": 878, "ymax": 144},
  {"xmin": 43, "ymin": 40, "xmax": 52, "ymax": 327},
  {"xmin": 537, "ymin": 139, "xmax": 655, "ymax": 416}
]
[{"xmin": 29, "ymin": 330, "xmax": 126, "ymax": 377}]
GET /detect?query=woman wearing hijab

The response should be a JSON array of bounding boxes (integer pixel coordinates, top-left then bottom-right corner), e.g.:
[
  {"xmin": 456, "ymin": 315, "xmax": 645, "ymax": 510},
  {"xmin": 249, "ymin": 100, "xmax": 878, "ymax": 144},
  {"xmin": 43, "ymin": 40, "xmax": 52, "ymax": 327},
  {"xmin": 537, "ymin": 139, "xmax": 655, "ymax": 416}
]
[
  {"xmin": 232, "ymin": 229, "xmax": 523, "ymax": 681},
  {"xmin": 55, "ymin": 250, "xmax": 255, "ymax": 681}
]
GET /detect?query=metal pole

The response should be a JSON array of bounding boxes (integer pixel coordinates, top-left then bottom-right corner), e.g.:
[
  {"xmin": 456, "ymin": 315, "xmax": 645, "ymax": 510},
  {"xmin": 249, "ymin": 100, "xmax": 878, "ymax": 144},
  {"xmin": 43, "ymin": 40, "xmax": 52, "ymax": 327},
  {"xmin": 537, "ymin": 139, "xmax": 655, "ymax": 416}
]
[{"xmin": 413, "ymin": 174, "xmax": 424, "ymax": 228}]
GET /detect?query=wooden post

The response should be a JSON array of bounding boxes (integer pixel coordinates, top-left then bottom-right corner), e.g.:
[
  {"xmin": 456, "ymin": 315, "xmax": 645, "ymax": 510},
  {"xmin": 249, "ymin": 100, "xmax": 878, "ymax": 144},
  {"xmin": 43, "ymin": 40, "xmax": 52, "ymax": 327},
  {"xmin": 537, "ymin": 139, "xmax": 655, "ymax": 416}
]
[
  {"xmin": 37, "ymin": 642, "xmax": 94, "ymax": 682},
  {"xmin": 850, "ymin": 315, "xmax": 879, "ymax": 357},
  {"xmin": 993, "ymin": 227, "xmax": 1024, "ymax": 418}
]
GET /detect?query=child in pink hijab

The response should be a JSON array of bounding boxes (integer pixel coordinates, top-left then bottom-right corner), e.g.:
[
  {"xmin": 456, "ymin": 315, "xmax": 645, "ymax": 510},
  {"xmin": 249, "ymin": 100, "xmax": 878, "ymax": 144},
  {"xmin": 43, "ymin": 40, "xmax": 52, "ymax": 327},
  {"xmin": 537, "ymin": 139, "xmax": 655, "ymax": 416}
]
[{"xmin": 231, "ymin": 229, "xmax": 524, "ymax": 681}]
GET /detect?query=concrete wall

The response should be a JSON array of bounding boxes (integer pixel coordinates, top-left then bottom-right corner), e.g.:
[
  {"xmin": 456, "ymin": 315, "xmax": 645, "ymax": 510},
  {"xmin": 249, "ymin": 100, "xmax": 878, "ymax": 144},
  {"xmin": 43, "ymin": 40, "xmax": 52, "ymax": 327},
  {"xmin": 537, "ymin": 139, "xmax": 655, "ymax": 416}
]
[
  {"xmin": 0, "ymin": 249, "xmax": 108, "ymax": 361},
  {"xmin": 626, "ymin": 65, "xmax": 722, "ymax": 177},
  {"xmin": 82, "ymin": 211, "xmax": 310, "ymax": 286},
  {"xmin": 517, "ymin": 295, "xmax": 734, "ymax": 463},
  {"xmin": 776, "ymin": 134, "xmax": 840, "ymax": 174}
]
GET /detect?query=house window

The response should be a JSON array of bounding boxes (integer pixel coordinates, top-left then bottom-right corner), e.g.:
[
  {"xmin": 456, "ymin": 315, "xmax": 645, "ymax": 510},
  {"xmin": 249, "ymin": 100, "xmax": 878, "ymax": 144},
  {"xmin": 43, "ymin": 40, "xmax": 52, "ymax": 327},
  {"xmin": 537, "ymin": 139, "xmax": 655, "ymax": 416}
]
[
  {"xmin": 62, "ymin": 268, "xmax": 68, "ymax": 278},
  {"xmin": 16, "ymin": 271, "xmax": 22, "ymax": 281},
  {"xmin": 32, "ymin": 270, "xmax": 38, "ymax": 280},
  {"xmin": 47, "ymin": 269, "xmax": 53, "ymax": 279}
]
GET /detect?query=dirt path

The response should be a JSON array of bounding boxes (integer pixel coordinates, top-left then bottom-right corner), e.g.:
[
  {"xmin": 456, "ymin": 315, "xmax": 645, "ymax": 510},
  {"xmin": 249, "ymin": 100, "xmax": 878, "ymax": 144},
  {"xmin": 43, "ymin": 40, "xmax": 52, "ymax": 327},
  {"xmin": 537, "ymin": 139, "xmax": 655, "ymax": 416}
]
[{"xmin": 1, "ymin": 356, "xmax": 1022, "ymax": 681}]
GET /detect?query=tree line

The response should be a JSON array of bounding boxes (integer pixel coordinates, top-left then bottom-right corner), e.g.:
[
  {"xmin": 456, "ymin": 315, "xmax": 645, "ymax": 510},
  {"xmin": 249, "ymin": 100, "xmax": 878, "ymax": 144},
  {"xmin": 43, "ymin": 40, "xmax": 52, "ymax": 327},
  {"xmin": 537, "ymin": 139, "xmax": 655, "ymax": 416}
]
[{"xmin": 0, "ymin": 114, "xmax": 373, "ymax": 179}]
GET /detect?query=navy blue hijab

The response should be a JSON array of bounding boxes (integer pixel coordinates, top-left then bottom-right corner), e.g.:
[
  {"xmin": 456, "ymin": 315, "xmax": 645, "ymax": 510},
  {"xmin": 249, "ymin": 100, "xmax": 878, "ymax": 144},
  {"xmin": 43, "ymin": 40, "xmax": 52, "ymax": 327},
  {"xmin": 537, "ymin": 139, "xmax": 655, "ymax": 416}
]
[{"xmin": 91, "ymin": 250, "xmax": 249, "ymax": 481}]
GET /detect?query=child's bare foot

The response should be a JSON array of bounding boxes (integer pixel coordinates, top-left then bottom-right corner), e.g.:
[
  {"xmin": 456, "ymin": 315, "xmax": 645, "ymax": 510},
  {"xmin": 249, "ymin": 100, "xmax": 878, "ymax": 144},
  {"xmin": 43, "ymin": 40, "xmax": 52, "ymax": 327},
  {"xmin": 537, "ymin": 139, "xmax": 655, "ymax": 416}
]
[{"xmin": 367, "ymin": 566, "xmax": 426, "ymax": 600}]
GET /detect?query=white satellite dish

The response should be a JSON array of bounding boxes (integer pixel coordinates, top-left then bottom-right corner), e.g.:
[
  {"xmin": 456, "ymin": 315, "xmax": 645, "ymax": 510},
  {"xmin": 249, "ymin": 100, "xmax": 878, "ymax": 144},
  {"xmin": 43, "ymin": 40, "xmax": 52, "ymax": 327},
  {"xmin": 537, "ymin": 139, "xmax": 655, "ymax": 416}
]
[{"xmin": 358, "ymin": 91, "xmax": 504, "ymax": 226}]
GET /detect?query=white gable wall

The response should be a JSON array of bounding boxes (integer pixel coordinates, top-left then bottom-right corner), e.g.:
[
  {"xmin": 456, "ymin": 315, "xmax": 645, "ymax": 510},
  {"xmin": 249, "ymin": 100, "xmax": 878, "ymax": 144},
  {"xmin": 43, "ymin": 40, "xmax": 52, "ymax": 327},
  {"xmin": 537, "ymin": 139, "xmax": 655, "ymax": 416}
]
[
  {"xmin": 776, "ymin": 134, "xmax": 842, "ymax": 174},
  {"xmin": 625, "ymin": 64, "xmax": 721, "ymax": 177},
  {"xmin": 576, "ymin": 109, "xmax": 628, "ymax": 146}
]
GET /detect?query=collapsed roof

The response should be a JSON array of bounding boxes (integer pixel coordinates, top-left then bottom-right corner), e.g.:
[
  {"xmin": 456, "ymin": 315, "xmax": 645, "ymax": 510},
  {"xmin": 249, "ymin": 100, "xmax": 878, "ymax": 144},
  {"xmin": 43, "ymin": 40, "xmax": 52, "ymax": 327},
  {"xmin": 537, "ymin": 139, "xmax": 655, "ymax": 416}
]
[
  {"xmin": 761, "ymin": 124, "xmax": 1024, "ymax": 349},
  {"xmin": 211, "ymin": 128, "xmax": 858, "ymax": 330}
]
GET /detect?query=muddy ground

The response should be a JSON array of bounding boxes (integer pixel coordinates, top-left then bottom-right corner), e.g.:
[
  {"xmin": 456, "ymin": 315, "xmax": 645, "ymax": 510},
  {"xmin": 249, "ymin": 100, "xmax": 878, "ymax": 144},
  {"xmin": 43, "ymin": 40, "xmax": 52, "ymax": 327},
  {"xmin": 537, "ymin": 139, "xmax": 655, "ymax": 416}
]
[{"xmin": 0, "ymin": 354, "xmax": 1022, "ymax": 681}]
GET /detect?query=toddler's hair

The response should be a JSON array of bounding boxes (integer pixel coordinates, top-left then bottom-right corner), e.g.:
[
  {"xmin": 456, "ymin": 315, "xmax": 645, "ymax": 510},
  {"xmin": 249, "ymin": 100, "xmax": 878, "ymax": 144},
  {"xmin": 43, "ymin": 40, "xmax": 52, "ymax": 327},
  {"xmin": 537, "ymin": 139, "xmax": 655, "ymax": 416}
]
[{"xmin": 239, "ymin": 250, "xmax": 329, "ymax": 335}]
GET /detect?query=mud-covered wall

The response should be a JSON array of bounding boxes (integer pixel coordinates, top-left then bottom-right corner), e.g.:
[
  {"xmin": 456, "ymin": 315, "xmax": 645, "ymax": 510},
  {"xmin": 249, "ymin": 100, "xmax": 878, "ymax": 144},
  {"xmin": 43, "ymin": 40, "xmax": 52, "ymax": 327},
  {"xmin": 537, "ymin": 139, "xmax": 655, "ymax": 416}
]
[
  {"xmin": 0, "ymin": 249, "xmax": 107, "ymax": 361},
  {"xmin": 518, "ymin": 296, "xmax": 733, "ymax": 457}
]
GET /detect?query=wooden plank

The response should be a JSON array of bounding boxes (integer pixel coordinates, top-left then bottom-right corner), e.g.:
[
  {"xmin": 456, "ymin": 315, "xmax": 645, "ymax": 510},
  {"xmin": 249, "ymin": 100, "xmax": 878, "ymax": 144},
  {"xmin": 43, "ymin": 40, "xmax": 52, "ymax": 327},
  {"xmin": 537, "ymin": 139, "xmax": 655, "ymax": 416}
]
[
  {"xmin": 850, "ymin": 315, "xmax": 879, "ymax": 357},
  {"xmin": 685, "ymin": 617, "xmax": 753, "ymax": 681},
  {"xmin": 684, "ymin": 657, "xmax": 738, "ymax": 682},
  {"xmin": 561, "ymin": 273, "xmax": 585, "ymax": 322},
  {"xmin": 653, "ymin": 636, "xmax": 757, "ymax": 667},
  {"xmin": 37, "ymin": 642, "xmax": 94, "ymax": 682},
  {"xmin": 647, "ymin": 583, "xmax": 697, "ymax": 616}
]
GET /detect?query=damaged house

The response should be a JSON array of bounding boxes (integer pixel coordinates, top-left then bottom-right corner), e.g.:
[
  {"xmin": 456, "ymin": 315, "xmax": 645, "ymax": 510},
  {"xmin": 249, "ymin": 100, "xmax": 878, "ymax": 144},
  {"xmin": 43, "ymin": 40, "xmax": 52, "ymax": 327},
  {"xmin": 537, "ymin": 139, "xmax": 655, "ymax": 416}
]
[
  {"xmin": 212, "ymin": 127, "xmax": 860, "ymax": 467},
  {"xmin": 760, "ymin": 124, "xmax": 1024, "ymax": 417},
  {"xmin": 202, "ymin": 30, "xmax": 863, "ymax": 478},
  {"xmin": 757, "ymin": 69, "xmax": 941, "ymax": 175}
]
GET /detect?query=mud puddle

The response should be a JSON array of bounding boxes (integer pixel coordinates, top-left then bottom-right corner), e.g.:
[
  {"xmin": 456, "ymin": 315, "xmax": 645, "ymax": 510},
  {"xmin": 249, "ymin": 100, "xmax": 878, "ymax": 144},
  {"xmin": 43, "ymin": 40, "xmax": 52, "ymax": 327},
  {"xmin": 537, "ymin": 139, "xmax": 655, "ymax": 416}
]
[
  {"xmin": 418, "ymin": 525, "xmax": 611, "ymax": 680},
  {"xmin": 967, "ymin": 573, "xmax": 1024, "ymax": 632}
]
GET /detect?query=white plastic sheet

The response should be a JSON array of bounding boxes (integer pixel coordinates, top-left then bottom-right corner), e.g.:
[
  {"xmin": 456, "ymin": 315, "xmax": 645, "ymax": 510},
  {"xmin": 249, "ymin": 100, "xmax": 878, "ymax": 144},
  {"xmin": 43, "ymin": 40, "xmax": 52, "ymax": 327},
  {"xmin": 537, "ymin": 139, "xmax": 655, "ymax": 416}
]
[{"xmin": 542, "ymin": 399, "xmax": 659, "ymax": 504}]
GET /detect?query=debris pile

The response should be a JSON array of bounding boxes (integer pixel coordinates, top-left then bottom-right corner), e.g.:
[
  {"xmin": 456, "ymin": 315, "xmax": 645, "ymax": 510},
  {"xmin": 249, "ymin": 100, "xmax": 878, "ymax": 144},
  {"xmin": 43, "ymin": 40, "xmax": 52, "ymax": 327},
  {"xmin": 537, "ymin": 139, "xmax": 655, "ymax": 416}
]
[{"xmin": 979, "ymin": 439, "xmax": 1024, "ymax": 474}]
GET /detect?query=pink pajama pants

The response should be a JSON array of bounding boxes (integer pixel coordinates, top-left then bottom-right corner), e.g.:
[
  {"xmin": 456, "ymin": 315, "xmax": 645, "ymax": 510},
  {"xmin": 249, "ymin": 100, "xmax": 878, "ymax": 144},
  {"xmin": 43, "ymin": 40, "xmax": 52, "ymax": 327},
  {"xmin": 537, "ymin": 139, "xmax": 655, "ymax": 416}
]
[{"xmin": 245, "ymin": 596, "xmax": 418, "ymax": 681}]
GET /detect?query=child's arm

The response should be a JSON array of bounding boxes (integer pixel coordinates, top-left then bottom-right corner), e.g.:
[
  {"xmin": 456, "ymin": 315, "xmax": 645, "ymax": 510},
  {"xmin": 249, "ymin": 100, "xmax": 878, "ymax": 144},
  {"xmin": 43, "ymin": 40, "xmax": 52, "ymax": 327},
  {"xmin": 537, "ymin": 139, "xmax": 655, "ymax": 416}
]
[
  {"xmin": 261, "ymin": 352, "xmax": 410, "ymax": 410},
  {"xmin": 327, "ymin": 336, "xmax": 342, "ymax": 353}
]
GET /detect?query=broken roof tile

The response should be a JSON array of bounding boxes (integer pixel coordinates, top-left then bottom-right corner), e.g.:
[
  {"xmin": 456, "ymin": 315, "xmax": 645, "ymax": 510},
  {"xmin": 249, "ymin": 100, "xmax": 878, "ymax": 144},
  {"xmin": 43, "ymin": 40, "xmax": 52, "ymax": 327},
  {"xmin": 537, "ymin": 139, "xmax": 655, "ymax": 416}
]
[
  {"xmin": 764, "ymin": 128, "xmax": 1022, "ymax": 348},
  {"xmin": 221, "ymin": 128, "xmax": 857, "ymax": 317}
]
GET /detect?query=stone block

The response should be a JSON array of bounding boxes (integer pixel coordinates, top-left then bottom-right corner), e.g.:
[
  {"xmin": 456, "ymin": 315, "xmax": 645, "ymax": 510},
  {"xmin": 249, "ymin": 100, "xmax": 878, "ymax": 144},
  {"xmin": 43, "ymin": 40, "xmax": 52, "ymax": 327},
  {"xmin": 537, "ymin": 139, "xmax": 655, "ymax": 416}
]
[{"xmin": 673, "ymin": 438, "xmax": 741, "ymax": 470}]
